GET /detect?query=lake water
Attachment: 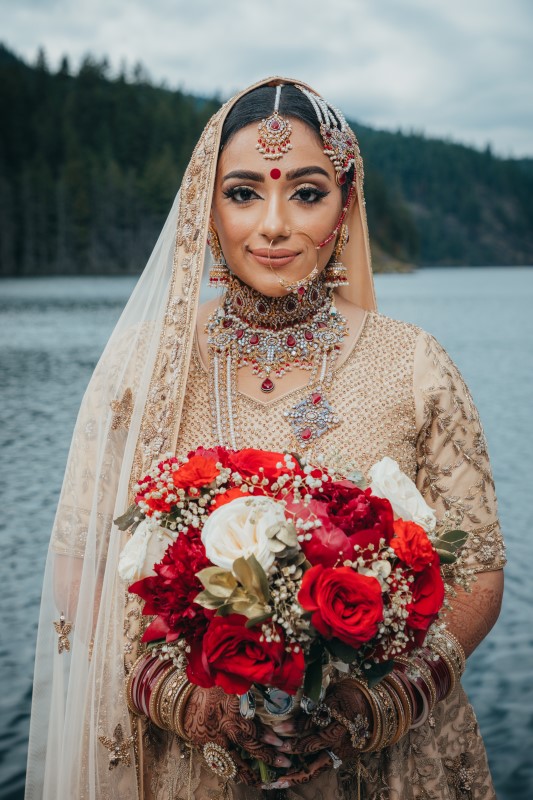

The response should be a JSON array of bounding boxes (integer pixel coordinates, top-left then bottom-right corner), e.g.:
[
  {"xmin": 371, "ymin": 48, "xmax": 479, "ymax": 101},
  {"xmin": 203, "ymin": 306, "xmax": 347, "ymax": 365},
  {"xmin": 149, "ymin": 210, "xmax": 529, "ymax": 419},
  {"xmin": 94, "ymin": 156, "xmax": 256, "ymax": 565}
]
[{"xmin": 0, "ymin": 269, "xmax": 532, "ymax": 799}]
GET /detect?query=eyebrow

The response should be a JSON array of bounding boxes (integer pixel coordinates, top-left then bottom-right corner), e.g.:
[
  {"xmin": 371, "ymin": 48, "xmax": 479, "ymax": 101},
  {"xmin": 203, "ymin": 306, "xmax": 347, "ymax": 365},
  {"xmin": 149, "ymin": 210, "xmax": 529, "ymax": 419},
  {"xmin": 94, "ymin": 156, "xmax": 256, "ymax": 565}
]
[{"xmin": 221, "ymin": 166, "xmax": 331, "ymax": 183}]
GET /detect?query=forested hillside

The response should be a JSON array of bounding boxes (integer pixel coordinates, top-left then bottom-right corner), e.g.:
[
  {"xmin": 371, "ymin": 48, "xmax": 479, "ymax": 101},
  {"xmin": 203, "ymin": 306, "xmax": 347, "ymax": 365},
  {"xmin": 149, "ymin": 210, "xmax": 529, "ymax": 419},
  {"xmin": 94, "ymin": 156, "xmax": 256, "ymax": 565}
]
[{"xmin": 1, "ymin": 44, "xmax": 532, "ymax": 276}]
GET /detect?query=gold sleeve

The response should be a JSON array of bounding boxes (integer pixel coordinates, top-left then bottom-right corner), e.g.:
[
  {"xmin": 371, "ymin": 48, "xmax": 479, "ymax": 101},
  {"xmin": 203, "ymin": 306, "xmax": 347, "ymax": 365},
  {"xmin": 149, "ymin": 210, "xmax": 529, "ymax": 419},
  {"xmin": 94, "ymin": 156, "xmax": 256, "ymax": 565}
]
[{"xmin": 414, "ymin": 331, "xmax": 506, "ymax": 575}]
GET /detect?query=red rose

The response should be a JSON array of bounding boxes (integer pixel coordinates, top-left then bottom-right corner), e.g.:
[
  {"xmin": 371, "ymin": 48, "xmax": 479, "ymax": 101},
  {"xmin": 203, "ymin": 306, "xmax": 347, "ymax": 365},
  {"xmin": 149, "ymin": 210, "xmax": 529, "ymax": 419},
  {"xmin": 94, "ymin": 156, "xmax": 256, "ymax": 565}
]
[
  {"xmin": 130, "ymin": 532, "xmax": 213, "ymax": 643},
  {"xmin": 186, "ymin": 614, "xmax": 305, "ymax": 695},
  {"xmin": 298, "ymin": 564, "xmax": 384, "ymax": 647},
  {"xmin": 228, "ymin": 449, "xmax": 304, "ymax": 484},
  {"xmin": 172, "ymin": 454, "xmax": 219, "ymax": 491},
  {"xmin": 406, "ymin": 559, "xmax": 445, "ymax": 644},
  {"xmin": 391, "ymin": 519, "xmax": 436, "ymax": 572}
]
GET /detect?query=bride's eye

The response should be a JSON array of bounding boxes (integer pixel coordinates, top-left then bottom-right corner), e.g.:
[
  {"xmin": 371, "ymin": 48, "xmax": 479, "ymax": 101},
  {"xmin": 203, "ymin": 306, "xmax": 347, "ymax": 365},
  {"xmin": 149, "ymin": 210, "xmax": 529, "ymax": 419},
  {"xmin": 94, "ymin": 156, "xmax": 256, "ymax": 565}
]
[
  {"xmin": 292, "ymin": 185, "xmax": 330, "ymax": 204},
  {"xmin": 223, "ymin": 186, "xmax": 260, "ymax": 204}
]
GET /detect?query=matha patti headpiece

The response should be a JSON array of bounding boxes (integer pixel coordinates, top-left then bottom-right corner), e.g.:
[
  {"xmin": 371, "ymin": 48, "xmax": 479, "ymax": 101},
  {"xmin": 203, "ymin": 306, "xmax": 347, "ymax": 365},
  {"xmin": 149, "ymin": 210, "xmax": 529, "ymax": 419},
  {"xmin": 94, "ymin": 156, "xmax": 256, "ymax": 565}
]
[
  {"xmin": 296, "ymin": 85, "xmax": 357, "ymax": 186},
  {"xmin": 256, "ymin": 84, "xmax": 293, "ymax": 160}
]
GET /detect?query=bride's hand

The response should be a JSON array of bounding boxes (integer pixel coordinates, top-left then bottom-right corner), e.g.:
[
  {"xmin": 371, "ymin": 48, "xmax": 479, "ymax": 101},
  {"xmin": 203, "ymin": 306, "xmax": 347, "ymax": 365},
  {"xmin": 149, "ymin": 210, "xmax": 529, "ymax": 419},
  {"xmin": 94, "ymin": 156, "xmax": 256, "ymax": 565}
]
[
  {"xmin": 264, "ymin": 680, "xmax": 372, "ymax": 790},
  {"xmin": 182, "ymin": 686, "xmax": 292, "ymax": 785}
]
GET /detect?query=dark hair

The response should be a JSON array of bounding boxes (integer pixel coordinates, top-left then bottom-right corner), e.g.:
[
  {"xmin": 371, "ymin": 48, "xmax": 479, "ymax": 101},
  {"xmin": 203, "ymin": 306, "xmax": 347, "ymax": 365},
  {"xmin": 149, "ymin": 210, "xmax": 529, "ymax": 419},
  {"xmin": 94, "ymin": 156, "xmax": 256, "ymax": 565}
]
[{"xmin": 220, "ymin": 84, "xmax": 354, "ymax": 203}]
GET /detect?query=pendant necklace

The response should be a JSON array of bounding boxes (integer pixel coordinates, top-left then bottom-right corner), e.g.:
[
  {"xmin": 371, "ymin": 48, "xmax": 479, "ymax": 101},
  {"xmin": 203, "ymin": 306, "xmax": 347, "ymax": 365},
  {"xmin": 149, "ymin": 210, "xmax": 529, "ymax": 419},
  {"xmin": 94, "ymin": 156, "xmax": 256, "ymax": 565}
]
[{"xmin": 206, "ymin": 276, "xmax": 348, "ymax": 449}]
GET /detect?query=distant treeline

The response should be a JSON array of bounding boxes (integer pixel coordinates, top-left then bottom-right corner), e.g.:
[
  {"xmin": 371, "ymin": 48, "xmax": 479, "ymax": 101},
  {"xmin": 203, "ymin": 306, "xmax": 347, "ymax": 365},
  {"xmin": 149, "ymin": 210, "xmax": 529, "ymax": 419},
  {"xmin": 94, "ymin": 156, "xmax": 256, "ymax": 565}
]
[{"xmin": 1, "ymin": 43, "xmax": 532, "ymax": 277}]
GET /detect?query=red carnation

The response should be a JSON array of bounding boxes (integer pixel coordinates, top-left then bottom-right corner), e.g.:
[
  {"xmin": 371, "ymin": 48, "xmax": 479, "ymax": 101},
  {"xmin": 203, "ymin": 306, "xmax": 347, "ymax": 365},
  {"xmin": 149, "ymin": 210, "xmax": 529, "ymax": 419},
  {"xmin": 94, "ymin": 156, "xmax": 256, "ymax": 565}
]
[
  {"xmin": 391, "ymin": 519, "xmax": 436, "ymax": 572},
  {"xmin": 406, "ymin": 559, "xmax": 445, "ymax": 645},
  {"xmin": 130, "ymin": 531, "xmax": 213, "ymax": 643},
  {"xmin": 172, "ymin": 454, "xmax": 219, "ymax": 491}
]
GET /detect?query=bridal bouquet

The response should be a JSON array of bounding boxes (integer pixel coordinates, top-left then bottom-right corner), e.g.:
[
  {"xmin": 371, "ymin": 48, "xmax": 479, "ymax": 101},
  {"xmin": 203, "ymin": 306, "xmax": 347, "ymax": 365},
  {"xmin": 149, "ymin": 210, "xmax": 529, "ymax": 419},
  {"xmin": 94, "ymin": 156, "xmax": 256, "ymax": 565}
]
[{"xmin": 115, "ymin": 447, "xmax": 467, "ymax": 712}]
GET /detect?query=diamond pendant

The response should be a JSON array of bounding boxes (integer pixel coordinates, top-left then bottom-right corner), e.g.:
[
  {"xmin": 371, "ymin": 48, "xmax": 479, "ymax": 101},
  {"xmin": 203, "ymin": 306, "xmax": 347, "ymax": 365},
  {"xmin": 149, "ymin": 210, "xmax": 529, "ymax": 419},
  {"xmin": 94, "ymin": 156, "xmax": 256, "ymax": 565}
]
[{"xmin": 284, "ymin": 391, "xmax": 340, "ymax": 446}]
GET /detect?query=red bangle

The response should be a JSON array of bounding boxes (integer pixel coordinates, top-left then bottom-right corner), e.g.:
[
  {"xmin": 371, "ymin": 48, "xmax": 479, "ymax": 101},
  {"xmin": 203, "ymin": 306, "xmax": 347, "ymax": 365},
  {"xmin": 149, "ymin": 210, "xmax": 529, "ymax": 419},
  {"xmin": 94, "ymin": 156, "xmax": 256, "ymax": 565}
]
[{"xmin": 142, "ymin": 660, "xmax": 168, "ymax": 717}]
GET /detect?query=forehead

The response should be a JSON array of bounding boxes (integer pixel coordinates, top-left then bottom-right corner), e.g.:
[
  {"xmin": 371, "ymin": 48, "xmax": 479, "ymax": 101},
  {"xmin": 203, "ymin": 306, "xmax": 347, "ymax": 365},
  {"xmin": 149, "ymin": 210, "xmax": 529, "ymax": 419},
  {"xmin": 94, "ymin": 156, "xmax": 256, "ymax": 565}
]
[{"xmin": 217, "ymin": 117, "xmax": 333, "ymax": 177}]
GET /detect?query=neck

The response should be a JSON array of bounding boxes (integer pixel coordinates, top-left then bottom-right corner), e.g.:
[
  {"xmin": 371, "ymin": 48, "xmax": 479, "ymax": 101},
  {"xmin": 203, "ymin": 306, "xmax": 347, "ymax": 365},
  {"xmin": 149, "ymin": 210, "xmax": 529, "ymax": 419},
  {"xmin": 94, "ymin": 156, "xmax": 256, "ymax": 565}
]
[{"xmin": 224, "ymin": 274, "xmax": 331, "ymax": 330}]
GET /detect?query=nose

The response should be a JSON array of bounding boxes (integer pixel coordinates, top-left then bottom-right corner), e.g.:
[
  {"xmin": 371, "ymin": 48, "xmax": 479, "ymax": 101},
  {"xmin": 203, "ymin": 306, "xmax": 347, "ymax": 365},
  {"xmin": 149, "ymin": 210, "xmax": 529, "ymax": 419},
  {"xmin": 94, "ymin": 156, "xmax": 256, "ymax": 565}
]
[{"xmin": 257, "ymin": 193, "xmax": 291, "ymax": 242}]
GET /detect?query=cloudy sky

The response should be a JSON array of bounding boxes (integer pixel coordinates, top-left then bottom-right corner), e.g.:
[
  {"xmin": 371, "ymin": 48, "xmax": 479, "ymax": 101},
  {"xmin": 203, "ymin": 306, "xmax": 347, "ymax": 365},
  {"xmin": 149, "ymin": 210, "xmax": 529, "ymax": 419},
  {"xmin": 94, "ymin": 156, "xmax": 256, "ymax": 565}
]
[{"xmin": 2, "ymin": 0, "xmax": 532, "ymax": 157}]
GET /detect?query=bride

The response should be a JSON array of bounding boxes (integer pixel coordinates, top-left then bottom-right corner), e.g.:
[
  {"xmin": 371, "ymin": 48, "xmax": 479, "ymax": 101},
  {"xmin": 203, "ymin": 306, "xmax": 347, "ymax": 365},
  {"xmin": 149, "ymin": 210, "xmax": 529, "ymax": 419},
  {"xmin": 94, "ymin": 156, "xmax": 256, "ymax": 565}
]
[{"xmin": 25, "ymin": 77, "xmax": 505, "ymax": 800}]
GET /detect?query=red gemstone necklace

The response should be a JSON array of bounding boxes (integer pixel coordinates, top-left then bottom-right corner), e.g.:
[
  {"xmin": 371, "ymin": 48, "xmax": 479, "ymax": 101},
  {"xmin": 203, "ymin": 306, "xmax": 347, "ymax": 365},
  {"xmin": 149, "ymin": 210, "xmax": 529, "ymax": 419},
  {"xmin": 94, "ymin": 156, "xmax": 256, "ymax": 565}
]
[{"xmin": 206, "ymin": 277, "xmax": 348, "ymax": 448}]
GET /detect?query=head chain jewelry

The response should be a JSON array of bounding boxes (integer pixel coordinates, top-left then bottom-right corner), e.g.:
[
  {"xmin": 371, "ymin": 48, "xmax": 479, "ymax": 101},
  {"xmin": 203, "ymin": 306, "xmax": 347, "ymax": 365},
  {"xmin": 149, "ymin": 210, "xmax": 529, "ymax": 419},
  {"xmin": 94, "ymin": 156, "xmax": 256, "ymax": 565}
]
[
  {"xmin": 257, "ymin": 84, "xmax": 293, "ymax": 160},
  {"xmin": 295, "ymin": 85, "xmax": 357, "ymax": 187}
]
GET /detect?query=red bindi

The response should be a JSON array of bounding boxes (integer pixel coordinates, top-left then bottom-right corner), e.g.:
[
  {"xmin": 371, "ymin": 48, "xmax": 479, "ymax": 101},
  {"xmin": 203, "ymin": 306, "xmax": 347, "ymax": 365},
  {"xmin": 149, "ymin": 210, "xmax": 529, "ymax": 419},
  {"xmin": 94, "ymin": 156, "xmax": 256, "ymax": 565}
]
[{"xmin": 270, "ymin": 168, "xmax": 281, "ymax": 180}]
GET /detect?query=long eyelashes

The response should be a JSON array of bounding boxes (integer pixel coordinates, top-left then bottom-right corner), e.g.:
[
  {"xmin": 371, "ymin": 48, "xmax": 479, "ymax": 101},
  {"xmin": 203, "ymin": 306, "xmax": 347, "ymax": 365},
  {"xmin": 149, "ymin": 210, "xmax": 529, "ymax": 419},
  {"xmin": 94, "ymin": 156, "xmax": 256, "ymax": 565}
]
[{"xmin": 222, "ymin": 185, "xmax": 330, "ymax": 205}]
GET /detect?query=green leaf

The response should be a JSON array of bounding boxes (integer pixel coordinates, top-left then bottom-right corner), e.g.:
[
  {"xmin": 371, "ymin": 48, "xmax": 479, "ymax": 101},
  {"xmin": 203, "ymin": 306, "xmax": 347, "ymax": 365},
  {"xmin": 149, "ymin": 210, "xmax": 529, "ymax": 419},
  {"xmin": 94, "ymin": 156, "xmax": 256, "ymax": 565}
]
[
  {"xmin": 113, "ymin": 504, "xmax": 140, "ymax": 531},
  {"xmin": 435, "ymin": 549, "xmax": 458, "ymax": 564},
  {"xmin": 365, "ymin": 659, "xmax": 394, "ymax": 687},
  {"xmin": 303, "ymin": 657, "xmax": 323, "ymax": 702},
  {"xmin": 439, "ymin": 529, "xmax": 469, "ymax": 550},
  {"xmin": 325, "ymin": 637, "xmax": 361, "ymax": 663}
]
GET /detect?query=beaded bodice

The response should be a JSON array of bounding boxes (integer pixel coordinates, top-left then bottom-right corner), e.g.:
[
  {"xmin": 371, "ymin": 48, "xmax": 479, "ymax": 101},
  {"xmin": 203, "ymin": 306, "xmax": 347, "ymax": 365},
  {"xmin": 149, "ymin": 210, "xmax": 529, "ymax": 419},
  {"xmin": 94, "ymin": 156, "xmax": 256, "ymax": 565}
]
[{"xmin": 178, "ymin": 311, "xmax": 505, "ymax": 576}]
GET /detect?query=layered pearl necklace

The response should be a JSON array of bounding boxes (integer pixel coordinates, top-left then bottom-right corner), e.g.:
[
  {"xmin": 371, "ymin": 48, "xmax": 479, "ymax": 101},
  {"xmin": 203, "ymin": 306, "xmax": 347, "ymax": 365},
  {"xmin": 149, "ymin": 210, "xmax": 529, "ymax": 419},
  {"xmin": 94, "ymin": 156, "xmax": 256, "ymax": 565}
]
[{"xmin": 206, "ymin": 277, "xmax": 348, "ymax": 449}]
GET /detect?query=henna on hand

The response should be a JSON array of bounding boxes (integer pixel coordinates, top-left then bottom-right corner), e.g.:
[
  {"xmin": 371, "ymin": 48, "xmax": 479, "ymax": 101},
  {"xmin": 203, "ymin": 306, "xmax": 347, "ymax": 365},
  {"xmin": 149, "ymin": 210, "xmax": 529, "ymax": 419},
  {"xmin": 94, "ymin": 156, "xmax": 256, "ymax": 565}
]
[
  {"xmin": 181, "ymin": 685, "xmax": 291, "ymax": 783},
  {"xmin": 275, "ymin": 680, "xmax": 371, "ymax": 763}
]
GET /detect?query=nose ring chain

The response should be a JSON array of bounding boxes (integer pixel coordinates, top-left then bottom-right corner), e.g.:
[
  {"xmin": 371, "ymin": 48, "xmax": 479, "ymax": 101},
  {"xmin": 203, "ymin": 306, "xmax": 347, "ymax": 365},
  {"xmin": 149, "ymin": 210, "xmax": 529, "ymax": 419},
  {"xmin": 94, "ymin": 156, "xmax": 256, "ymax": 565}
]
[{"xmin": 268, "ymin": 232, "xmax": 320, "ymax": 294}]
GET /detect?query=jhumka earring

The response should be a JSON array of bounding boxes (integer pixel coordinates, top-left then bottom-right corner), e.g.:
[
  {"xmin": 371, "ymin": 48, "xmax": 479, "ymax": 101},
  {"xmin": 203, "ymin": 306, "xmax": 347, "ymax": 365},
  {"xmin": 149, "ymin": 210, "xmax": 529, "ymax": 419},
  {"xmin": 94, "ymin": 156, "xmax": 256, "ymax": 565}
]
[
  {"xmin": 256, "ymin": 84, "xmax": 293, "ymax": 160},
  {"xmin": 208, "ymin": 225, "xmax": 230, "ymax": 287},
  {"xmin": 323, "ymin": 224, "xmax": 349, "ymax": 288}
]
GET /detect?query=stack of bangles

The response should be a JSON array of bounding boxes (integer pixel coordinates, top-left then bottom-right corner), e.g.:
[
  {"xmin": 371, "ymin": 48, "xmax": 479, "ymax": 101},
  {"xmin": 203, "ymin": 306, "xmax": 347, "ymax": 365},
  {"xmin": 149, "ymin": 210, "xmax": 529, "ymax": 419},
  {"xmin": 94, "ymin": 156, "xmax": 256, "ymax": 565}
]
[
  {"xmin": 126, "ymin": 652, "xmax": 194, "ymax": 741},
  {"xmin": 314, "ymin": 629, "xmax": 466, "ymax": 755},
  {"xmin": 125, "ymin": 628, "xmax": 465, "ymax": 763}
]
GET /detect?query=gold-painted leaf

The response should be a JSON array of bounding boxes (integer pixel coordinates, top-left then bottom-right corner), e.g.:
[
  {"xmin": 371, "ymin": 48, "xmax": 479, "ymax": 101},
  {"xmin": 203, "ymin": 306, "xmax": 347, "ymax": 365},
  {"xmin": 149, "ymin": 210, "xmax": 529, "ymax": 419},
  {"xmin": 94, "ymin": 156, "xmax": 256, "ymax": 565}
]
[
  {"xmin": 233, "ymin": 556, "xmax": 270, "ymax": 603},
  {"xmin": 197, "ymin": 567, "xmax": 237, "ymax": 597}
]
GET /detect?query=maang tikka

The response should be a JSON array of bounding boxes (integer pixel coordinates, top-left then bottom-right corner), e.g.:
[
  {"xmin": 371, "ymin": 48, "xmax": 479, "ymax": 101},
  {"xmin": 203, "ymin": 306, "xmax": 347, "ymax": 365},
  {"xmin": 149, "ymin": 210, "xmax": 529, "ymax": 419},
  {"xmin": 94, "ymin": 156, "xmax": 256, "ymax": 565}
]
[
  {"xmin": 208, "ymin": 225, "xmax": 230, "ymax": 287},
  {"xmin": 256, "ymin": 84, "xmax": 293, "ymax": 159}
]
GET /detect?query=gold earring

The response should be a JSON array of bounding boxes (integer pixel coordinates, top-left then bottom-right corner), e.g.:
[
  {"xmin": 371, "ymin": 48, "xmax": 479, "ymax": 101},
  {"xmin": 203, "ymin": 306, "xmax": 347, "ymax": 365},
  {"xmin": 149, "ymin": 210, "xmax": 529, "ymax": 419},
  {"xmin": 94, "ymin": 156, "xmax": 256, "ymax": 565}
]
[
  {"xmin": 208, "ymin": 225, "xmax": 230, "ymax": 286},
  {"xmin": 323, "ymin": 224, "xmax": 349, "ymax": 288}
]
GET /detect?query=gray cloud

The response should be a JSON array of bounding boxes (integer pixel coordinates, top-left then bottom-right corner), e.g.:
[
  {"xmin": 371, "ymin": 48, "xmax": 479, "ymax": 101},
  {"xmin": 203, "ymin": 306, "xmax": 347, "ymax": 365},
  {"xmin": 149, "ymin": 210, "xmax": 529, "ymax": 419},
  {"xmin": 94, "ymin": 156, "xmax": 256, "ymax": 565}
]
[{"xmin": 1, "ymin": 0, "xmax": 532, "ymax": 156}]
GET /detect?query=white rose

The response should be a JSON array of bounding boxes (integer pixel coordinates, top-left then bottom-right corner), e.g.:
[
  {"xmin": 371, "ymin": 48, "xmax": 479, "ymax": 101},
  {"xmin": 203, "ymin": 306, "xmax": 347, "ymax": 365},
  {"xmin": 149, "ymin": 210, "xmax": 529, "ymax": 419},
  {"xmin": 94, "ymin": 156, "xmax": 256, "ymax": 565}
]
[
  {"xmin": 369, "ymin": 456, "xmax": 437, "ymax": 533},
  {"xmin": 201, "ymin": 496, "xmax": 285, "ymax": 574},
  {"xmin": 118, "ymin": 519, "xmax": 176, "ymax": 583}
]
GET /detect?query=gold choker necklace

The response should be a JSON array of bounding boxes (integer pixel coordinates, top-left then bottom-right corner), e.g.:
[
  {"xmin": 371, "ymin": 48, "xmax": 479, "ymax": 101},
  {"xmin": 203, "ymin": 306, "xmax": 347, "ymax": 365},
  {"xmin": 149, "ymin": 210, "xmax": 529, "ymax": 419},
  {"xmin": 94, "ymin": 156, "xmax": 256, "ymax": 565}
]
[{"xmin": 224, "ymin": 275, "xmax": 330, "ymax": 330}]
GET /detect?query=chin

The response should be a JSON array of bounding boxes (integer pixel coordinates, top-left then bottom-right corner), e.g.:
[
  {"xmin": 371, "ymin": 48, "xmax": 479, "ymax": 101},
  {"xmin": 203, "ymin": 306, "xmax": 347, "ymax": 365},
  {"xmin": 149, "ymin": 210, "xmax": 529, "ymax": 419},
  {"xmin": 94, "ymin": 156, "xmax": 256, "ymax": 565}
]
[{"xmin": 228, "ymin": 270, "xmax": 292, "ymax": 298}]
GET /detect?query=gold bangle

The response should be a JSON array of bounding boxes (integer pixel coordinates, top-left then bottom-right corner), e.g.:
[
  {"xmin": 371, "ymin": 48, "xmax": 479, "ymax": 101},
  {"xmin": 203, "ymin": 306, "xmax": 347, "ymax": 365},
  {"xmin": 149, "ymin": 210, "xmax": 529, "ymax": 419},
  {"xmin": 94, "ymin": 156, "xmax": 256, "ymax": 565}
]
[
  {"xmin": 148, "ymin": 663, "xmax": 174, "ymax": 728},
  {"xmin": 383, "ymin": 672, "xmax": 413, "ymax": 741},
  {"xmin": 372, "ymin": 682, "xmax": 398, "ymax": 750},
  {"xmin": 174, "ymin": 681, "xmax": 195, "ymax": 741},
  {"xmin": 159, "ymin": 670, "xmax": 187, "ymax": 730},
  {"xmin": 440, "ymin": 629, "xmax": 466, "ymax": 676},
  {"xmin": 350, "ymin": 678, "xmax": 383, "ymax": 753}
]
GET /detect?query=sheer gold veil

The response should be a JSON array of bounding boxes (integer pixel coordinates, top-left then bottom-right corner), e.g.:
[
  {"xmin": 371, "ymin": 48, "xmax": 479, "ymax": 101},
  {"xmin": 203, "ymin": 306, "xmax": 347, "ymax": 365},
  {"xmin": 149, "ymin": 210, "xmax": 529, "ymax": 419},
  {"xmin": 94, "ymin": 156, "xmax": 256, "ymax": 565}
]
[{"xmin": 25, "ymin": 77, "xmax": 376, "ymax": 799}]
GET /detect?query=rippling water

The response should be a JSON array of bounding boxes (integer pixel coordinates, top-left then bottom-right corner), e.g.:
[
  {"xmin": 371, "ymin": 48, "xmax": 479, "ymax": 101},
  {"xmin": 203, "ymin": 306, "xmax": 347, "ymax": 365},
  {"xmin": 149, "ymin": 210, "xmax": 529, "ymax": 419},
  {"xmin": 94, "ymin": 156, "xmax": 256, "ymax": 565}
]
[{"xmin": 1, "ymin": 269, "xmax": 532, "ymax": 800}]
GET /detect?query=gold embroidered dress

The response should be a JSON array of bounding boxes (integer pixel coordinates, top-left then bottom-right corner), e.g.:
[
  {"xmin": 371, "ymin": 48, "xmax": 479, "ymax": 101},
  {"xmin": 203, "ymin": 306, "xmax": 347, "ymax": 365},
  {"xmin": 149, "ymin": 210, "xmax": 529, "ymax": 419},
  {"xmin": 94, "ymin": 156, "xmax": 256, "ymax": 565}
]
[{"xmin": 25, "ymin": 78, "xmax": 505, "ymax": 800}]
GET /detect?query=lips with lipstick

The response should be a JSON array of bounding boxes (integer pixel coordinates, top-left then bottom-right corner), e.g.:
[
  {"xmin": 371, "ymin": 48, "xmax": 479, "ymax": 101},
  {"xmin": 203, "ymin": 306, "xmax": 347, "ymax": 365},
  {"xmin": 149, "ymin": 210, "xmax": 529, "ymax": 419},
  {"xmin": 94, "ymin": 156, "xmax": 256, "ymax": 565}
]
[{"xmin": 249, "ymin": 248, "xmax": 301, "ymax": 268}]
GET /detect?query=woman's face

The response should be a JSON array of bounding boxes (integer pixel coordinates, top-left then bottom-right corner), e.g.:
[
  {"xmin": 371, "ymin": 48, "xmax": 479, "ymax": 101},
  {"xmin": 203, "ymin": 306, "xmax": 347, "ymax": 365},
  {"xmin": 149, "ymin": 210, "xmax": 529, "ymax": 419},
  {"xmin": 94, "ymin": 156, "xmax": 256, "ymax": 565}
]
[{"xmin": 211, "ymin": 117, "xmax": 343, "ymax": 297}]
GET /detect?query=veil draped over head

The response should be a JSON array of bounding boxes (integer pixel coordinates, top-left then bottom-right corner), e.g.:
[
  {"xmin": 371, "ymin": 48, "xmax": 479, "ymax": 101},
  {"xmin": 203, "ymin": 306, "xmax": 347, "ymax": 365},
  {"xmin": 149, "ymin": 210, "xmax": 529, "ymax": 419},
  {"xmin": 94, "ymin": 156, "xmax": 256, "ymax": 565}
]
[{"xmin": 25, "ymin": 77, "xmax": 376, "ymax": 799}]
